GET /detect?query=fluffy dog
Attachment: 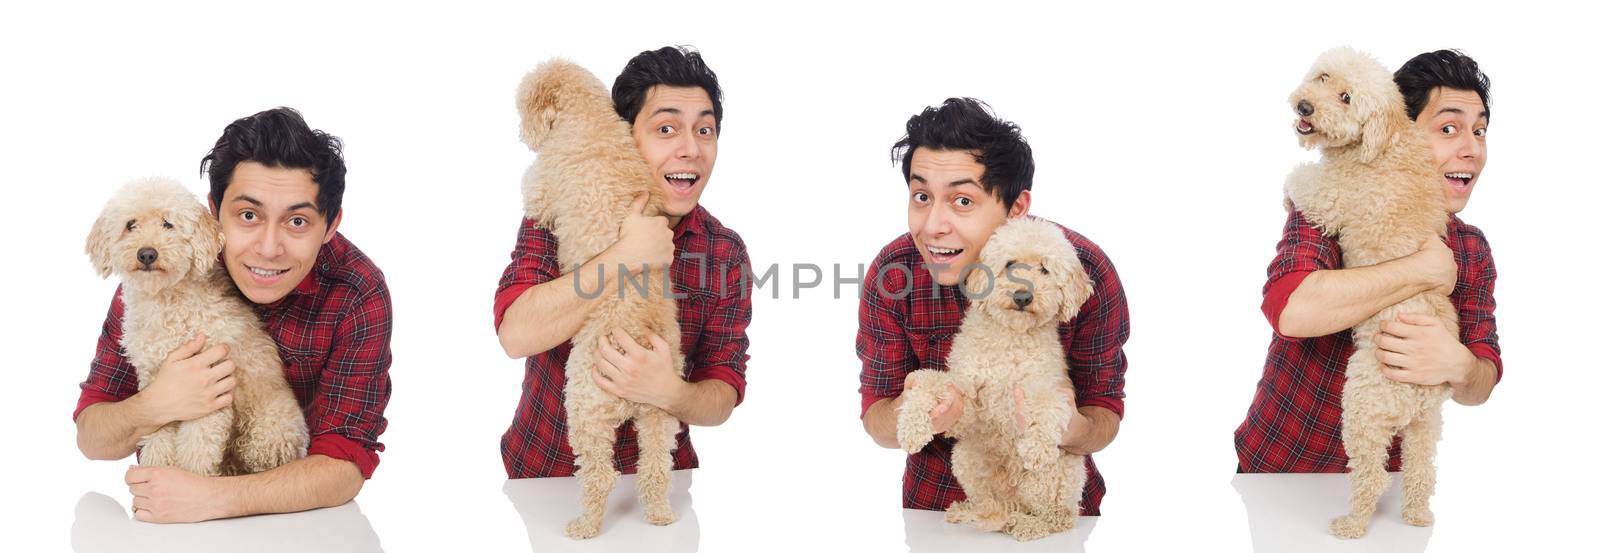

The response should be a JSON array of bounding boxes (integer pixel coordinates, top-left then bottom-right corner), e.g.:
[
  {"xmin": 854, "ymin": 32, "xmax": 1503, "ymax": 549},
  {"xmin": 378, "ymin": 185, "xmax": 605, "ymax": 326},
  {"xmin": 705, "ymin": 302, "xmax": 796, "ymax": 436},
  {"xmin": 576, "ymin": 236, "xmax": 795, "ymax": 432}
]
[
  {"xmin": 86, "ymin": 177, "xmax": 307, "ymax": 477},
  {"xmin": 515, "ymin": 59, "xmax": 686, "ymax": 539},
  {"xmin": 1285, "ymin": 47, "xmax": 1457, "ymax": 539},
  {"xmin": 896, "ymin": 217, "xmax": 1095, "ymax": 541}
]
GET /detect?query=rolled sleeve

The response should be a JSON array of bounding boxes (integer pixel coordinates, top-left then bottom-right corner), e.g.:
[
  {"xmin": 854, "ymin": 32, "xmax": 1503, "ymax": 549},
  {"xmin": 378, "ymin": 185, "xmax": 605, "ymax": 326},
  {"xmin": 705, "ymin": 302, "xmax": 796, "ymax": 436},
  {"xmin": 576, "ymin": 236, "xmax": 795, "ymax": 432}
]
[
  {"xmin": 687, "ymin": 241, "xmax": 753, "ymax": 405},
  {"xmin": 1063, "ymin": 237, "xmax": 1130, "ymax": 419},
  {"xmin": 857, "ymin": 251, "xmax": 916, "ymax": 417},
  {"xmin": 1455, "ymin": 232, "xmax": 1502, "ymax": 382},
  {"xmin": 307, "ymin": 281, "xmax": 393, "ymax": 479},
  {"xmin": 1261, "ymin": 210, "xmax": 1342, "ymax": 340},
  {"xmin": 75, "ymin": 289, "xmax": 137, "ymax": 421},
  {"xmin": 493, "ymin": 218, "xmax": 563, "ymax": 331}
]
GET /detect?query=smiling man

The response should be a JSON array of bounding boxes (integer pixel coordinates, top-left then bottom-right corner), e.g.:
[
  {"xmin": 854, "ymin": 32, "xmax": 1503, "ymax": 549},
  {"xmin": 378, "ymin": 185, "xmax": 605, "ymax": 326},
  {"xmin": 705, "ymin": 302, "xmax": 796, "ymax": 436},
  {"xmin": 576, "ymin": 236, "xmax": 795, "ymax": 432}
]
[
  {"xmin": 858, "ymin": 98, "xmax": 1130, "ymax": 515},
  {"xmin": 74, "ymin": 107, "xmax": 392, "ymax": 522},
  {"xmin": 1236, "ymin": 50, "xmax": 1501, "ymax": 472},
  {"xmin": 494, "ymin": 46, "xmax": 752, "ymax": 479}
]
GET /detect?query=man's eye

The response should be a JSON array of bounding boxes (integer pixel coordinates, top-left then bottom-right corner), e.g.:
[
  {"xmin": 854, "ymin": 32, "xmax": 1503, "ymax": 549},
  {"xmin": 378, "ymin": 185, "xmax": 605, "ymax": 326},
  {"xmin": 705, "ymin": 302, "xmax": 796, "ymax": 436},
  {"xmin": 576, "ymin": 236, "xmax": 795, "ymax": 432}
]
[
  {"xmin": 912, "ymin": 192, "xmax": 929, "ymax": 203},
  {"xmin": 955, "ymin": 197, "xmax": 973, "ymax": 207},
  {"xmin": 698, "ymin": 126, "xmax": 715, "ymax": 136},
  {"xmin": 162, "ymin": 219, "xmax": 174, "ymax": 230},
  {"xmin": 240, "ymin": 211, "xmax": 257, "ymax": 222},
  {"xmin": 658, "ymin": 125, "xmax": 675, "ymax": 135},
  {"xmin": 289, "ymin": 217, "xmax": 307, "ymax": 228},
  {"xmin": 1473, "ymin": 127, "xmax": 1487, "ymax": 137},
  {"xmin": 1441, "ymin": 124, "xmax": 1457, "ymax": 135}
]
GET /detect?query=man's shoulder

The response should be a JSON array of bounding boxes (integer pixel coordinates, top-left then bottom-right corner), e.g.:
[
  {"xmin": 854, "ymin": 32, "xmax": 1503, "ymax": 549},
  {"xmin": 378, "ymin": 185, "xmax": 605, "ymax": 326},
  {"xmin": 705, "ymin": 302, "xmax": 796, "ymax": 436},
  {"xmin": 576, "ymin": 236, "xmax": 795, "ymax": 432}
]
[
  {"xmin": 870, "ymin": 233, "xmax": 921, "ymax": 268},
  {"xmin": 689, "ymin": 205, "xmax": 749, "ymax": 261},
  {"xmin": 1449, "ymin": 214, "xmax": 1492, "ymax": 249},
  {"xmin": 317, "ymin": 232, "xmax": 389, "ymax": 299},
  {"xmin": 1031, "ymin": 216, "xmax": 1117, "ymax": 277}
]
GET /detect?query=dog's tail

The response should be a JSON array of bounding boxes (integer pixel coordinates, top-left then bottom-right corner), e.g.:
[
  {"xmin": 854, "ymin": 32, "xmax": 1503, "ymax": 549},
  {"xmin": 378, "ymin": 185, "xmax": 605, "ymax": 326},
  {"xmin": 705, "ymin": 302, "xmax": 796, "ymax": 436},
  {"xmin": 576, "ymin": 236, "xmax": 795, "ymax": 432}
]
[{"xmin": 515, "ymin": 58, "xmax": 610, "ymax": 152}]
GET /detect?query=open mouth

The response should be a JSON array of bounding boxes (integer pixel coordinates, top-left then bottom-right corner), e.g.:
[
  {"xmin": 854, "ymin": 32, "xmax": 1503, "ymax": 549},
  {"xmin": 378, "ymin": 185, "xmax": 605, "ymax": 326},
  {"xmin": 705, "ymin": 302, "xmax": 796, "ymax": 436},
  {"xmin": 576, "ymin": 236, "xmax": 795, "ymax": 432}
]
[
  {"xmin": 926, "ymin": 245, "xmax": 964, "ymax": 265},
  {"xmin": 1444, "ymin": 172, "xmax": 1474, "ymax": 190},
  {"xmin": 247, "ymin": 265, "xmax": 289, "ymax": 280},
  {"xmin": 665, "ymin": 172, "xmax": 700, "ymax": 195},
  {"xmin": 1296, "ymin": 119, "xmax": 1316, "ymax": 135}
]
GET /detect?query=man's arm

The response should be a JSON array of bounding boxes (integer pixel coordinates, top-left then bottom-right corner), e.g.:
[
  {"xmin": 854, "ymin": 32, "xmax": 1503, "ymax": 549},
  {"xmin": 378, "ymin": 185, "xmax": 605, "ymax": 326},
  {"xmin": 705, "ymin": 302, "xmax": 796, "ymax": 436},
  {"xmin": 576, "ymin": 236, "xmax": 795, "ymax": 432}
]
[
  {"xmin": 1058, "ymin": 403, "xmax": 1120, "ymax": 455},
  {"xmin": 77, "ymin": 336, "xmax": 235, "ymax": 460},
  {"xmin": 863, "ymin": 381, "xmax": 964, "ymax": 450},
  {"xmin": 126, "ymin": 454, "xmax": 362, "ymax": 523},
  {"xmin": 1278, "ymin": 236, "xmax": 1456, "ymax": 338}
]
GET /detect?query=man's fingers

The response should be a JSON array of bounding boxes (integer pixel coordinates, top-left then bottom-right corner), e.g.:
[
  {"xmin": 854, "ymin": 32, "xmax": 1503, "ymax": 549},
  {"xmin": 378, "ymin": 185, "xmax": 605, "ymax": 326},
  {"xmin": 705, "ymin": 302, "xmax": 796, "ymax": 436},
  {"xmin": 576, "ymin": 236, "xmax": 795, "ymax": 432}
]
[
  {"xmin": 1396, "ymin": 312, "xmax": 1436, "ymax": 326},
  {"xmin": 1375, "ymin": 333, "xmax": 1405, "ymax": 353},
  {"xmin": 132, "ymin": 507, "xmax": 155, "ymax": 523},
  {"xmin": 1382, "ymin": 367, "xmax": 1419, "ymax": 384},
  {"xmin": 1376, "ymin": 349, "xmax": 1413, "ymax": 370},
  {"xmin": 125, "ymin": 466, "xmax": 152, "ymax": 485},
  {"xmin": 591, "ymin": 366, "xmax": 622, "ymax": 396},
  {"xmin": 596, "ymin": 340, "xmax": 628, "ymax": 370},
  {"xmin": 594, "ymin": 352, "xmax": 625, "ymax": 381},
  {"xmin": 209, "ymin": 360, "xmax": 237, "ymax": 381},
  {"xmin": 629, "ymin": 193, "xmax": 649, "ymax": 215},
  {"xmin": 193, "ymin": 344, "xmax": 230, "ymax": 367},
  {"xmin": 611, "ymin": 328, "xmax": 646, "ymax": 357},
  {"xmin": 165, "ymin": 334, "xmax": 207, "ymax": 363},
  {"xmin": 211, "ymin": 392, "xmax": 234, "ymax": 410},
  {"xmin": 646, "ymin": 333, "xmax": 671, "ymax": 354}
]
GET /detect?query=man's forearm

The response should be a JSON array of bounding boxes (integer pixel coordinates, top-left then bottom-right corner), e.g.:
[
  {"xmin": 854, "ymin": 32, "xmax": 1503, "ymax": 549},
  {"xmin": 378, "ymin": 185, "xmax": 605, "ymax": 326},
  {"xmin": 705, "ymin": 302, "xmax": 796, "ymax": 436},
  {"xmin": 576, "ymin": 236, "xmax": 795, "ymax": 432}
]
[
  {"xmin": 498, "ymin": 251, "xmax": 627, "ymax": 359},
  {"xmin": 1279, "ymin": 258, "xmax": 1436, "ymax": 338},
  {"xmin": 664, "ymin": 379, "xmax": 737, "ymax": 426},
  {"xmin": 1451, "ymin": 356, "xmax": 1497, "ymax": 406},
  {"xmin": 863, "ymin": 397, "xmax": 903, "ymax": 449},
  {"xmin": 215, "ymin": 454, "xmax": 363, "ymax": 518},
  {"xmin": 76, "ymin": 396, "xmax": 166, "ymax": 461},
  {"xmin": 1061, "ymin": 406, "xmax": 1120, "ymax": 455}
]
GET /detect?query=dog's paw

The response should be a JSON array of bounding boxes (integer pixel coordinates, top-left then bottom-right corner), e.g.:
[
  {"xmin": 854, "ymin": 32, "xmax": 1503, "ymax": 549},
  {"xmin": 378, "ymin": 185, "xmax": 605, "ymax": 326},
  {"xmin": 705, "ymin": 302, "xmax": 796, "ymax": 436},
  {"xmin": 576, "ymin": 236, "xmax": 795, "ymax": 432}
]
[
  {"xmin": 898, "ymin": 417, "xmax": 934, "ymax": 454},
  {"xmin": 565, "ymin": 517, "xmax": 602, "ymax": 540},
  {"xmin": 1402, "ymin": 506, "xmax": 1434, "ymax": 527},
  {"xmin": 947, "ymin": 500, "xmax": 1005, "ymax": 531},
  {"xmin": 1328, "ymin": 515, "xmax": 1369, "ymax": 539},
  {"xmin": 1015, "ymin": 438, "xmax": 1058, "ymax": 472},
  {"xmin": 645, "ymin": 505, "xmax": 678, "ymax": 526},
  {"xmin": 1004, "ymin": 513, "xmax": 1052, "ymax": 542}
]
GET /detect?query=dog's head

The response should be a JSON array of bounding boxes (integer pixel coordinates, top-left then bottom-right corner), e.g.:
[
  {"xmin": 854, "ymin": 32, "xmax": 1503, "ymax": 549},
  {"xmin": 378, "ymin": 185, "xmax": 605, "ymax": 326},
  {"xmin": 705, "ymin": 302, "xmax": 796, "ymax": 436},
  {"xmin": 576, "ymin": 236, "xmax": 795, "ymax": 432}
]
[
  {"xmin": 516, "ymin": 58, "xmax": 613, "ymax": 152},
  {"xmin": 86, "ymin": 177, "xmax": 223, "ymax": 292},
  {"xmin": 1289, "ymin": 47, "xmax": 1409, "ymax": 163},
  {"xmin": 965, "ymin": 217, "xmax": 1094, "ymax": 332}
]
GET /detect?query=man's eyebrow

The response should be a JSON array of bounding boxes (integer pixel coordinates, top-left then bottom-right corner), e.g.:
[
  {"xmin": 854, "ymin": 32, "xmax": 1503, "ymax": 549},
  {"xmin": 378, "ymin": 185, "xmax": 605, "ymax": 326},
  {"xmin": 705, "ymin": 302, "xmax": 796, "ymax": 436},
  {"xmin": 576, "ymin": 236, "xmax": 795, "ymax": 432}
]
[
  {"xmin": 1435, "ymin": 107, "xmax": 1466, "ymax": 117},
  {"xmin": 287, "ymin": 202, "xmax": 318, "ymax": 212},
  {"xmin": 230, "ymin": 195, "xmax": 318, "ymax": 213},
  {"xmin": 946, "ymin": 178, "xmax": 978, "ymax": 188},
  {"xmin": 649, "ymin": 107, "xmax": 681, "ymax": 117}
]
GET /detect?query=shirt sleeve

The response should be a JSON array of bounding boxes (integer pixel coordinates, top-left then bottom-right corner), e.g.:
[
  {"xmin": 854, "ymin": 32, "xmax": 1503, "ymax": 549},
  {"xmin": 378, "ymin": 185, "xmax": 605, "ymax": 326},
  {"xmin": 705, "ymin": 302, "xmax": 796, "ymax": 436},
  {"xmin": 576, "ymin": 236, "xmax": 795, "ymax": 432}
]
[
  {"xmin": 493, "ymin": 218, "xmax": 563, "ymax": 331},
  {"xmin": 306, "ymin": 280, "xmax": 393, "ymax": 479},
  {"xmin": 1260, "ymin": 210, "xmax": 1342, "ymax": 339},
  {"xmin": 1063, "ymin": 240, "xmax": 1130, "ymax": 418},
  {"xmin": 1455, "ymin": 234, "xmax": 1502, "ymax": 382},
  {"xmin": 685, "ymin": 239, "xmax": 754, "ymax": 405},
  {"xmin": 75, "ymin": 288, "xmax": 137, "ymax": 421},
  {"xmin": 857, "ymin": 251, "xmax": 916, "ymax": 417}
]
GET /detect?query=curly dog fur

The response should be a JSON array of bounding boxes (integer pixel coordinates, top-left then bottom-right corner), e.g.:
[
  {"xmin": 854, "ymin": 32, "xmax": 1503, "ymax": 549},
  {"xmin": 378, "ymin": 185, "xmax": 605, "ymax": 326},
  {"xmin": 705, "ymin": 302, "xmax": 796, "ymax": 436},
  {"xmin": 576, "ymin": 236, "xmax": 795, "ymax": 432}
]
[
  {"xmin": 515, "ymin": 59, "xmax": 686, "ymax": 539},
  {"xmin": 86, "ymin": 177, "xmax": 307, "ymax": 477},
  {"xmin": 895, "ymin": 218, "xmax": 1095, "ymax": 541},
  {"xmin": 1284, "ymin": 47, "xmax": 1457, "ymax": 539}
]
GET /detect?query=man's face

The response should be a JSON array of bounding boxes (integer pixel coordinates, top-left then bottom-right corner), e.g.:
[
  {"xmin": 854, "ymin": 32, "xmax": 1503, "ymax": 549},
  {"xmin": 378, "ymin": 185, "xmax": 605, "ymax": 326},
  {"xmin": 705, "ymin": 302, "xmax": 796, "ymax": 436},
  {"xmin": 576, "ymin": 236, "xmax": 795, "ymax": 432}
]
[
  {"xmin": 213, "ymin": 161, "xmax": 340, "ymax": 304},
  {"xmin": 630, "ymin": 85, "xmax": 718, "ymax": 225},
  {"xmin": 906, "ymin": 148, "xmax": 1029, "ymax": 287},
  {"xmin": 1416, "ymin": 87, "xmax": 1488, "ymax": 214}
]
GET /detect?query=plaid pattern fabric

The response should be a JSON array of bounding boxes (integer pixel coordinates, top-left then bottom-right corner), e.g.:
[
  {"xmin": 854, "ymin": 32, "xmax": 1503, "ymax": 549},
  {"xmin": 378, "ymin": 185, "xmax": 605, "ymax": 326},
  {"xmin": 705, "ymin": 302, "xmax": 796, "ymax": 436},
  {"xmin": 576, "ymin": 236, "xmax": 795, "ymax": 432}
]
[
  {"xmin": 493, "ymin": 205, "xmax": 753, "ymax": 478},
  {"xmin": 75, "ymin": 233, "xmax": 393, "ymax": 478},
  {"xmin": 857, "ymin": 218, "xmax": 1130, "ymax": 515},
  {"xmin": 1235, "ymin": 210, "xmax": 1501, "ymax": 473}
]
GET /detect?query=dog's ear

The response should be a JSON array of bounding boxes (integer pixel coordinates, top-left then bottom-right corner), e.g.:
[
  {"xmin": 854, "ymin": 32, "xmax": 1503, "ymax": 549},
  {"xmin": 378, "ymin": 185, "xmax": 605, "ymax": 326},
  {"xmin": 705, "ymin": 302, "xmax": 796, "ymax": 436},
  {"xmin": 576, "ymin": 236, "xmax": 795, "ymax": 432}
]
[
  {"xmin": 1357, "ymin": 96, "xmax": 1409, "ymax": 164},
  {"xmin": 1056, "ymin": 249, "xmax": 1095, "ymax": 323},
  {"xmin": 187, "ymin": 201, "xmax": 224, "ymax": 275},
  {"xmin": 85, "ymin": 206, "xmax": 118, "ymax": 279}
]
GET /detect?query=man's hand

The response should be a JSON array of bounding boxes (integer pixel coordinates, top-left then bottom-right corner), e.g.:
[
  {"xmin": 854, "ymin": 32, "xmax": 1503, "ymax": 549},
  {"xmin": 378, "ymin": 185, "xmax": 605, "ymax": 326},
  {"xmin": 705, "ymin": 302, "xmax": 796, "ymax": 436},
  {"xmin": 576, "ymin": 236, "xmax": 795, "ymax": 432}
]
[
  {"xmin": 1010, "ymin": 384, "xmax": 1091, "ymax": 452},
  {"xmin": 126, "ymin": 465, "xmax": 227, "ymax": 523},
  {"xmin": 138, "ymin": 334, "xmax": 236, "ymax": 425},
  {"xmin": 1412, "ymin": 236, "xmax": 1458, "ymax": 296},
  {"xmin": 594, "ymin": 328, "xmax": 687, "ymax": 410},
  {"xmin": 900, "ymin": 374, "xmax": 963, "ymax": 436},
  {"xmin": 608, "ymin": 194, "xmax": 675, "ymax": 277},
  {"xmin": 1377, "ymin": 312, "xmax": 1476, "ymax": 386}
]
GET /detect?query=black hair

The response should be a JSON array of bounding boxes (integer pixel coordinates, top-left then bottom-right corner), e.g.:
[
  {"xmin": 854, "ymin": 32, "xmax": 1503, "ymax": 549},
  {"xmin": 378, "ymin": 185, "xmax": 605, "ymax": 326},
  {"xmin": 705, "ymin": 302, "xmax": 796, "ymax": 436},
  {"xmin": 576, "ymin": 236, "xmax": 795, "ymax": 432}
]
[
  {"xmin": 891, "ymin": 98, "xmax": 1034, "ymax": 210},
  {"xmin": 1394, "ymin": 50, "xmax": 1491, "ymax": 123},
  {"xmin": 199, "ymin": 107, "xmax": 347, "ymax": 222},
  {"xmin": 612, "ymin": 46, "xmax": 724, "ymax": 131}
]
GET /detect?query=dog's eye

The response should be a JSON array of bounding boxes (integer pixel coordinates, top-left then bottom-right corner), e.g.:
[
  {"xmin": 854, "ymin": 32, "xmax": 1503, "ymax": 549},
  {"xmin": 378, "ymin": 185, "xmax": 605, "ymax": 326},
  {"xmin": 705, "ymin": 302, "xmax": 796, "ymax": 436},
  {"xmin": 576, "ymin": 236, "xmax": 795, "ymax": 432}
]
[
  {"xmin": 1340, "ymin": 92, "xmax": 1351, "ymax": 104},
  {"xmin": 161, "ymin": 219, "xmax": 174, "ymax": 230},
  {"xmin": 1005, "ymin": 260, "xmax": 1019, "ymax": 270},
  {"xmin": 124, "ymin": 220, "xmax": 136, "ymax": 232},
  {"xmin": 1039, "ymin": 266, "xmax": 1050, "ymax": 275},
  {"xmin": 1318, "ymin": 73, "xmax": 1329, "ymax": 83}
]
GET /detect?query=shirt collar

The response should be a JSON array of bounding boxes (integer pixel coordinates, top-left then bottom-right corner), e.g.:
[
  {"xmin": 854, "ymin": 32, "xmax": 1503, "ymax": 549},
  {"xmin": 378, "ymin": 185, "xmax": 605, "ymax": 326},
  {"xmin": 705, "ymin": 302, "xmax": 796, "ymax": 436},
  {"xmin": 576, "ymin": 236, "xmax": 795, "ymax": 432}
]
[{"xmin": 672, "ymin": 204, "xmax": 708, "ymax": 241}]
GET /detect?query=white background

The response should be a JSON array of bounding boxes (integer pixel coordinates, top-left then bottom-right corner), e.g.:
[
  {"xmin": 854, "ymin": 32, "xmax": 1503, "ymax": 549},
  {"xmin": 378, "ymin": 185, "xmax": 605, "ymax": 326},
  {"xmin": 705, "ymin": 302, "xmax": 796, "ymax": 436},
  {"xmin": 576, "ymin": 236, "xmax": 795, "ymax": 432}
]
[{"xmin": 3, "ymin": 1, "xmax": 1595, "ymax": 551}]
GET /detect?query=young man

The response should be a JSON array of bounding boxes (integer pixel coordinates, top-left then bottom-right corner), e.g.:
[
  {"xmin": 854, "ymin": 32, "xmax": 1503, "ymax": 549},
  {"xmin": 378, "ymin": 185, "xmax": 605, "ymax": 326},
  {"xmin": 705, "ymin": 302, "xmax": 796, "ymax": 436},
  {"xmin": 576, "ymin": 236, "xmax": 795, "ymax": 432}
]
[
  {"xmin": 1236, "ymin": 50, "xmax": 1500, "ymax": 472},
  {"xmin": 74, "ymin": 107, "xmax": 393, "ymax": 522},
  {"xmin": 858, "ymin": 98, "xmax": 1129, "ymax": 515},
  {"xmin": 494, "ymin": 46, "xmax": 752, "ymax": 478}
]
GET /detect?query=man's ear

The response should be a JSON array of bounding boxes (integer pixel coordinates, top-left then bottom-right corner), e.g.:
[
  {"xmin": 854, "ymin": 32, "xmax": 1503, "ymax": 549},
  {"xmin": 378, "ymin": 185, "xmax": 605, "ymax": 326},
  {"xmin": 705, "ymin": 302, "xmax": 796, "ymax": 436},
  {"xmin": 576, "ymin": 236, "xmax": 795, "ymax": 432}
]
[
  {"xmin": 323, "ymin": 209, "xmax": 343, "ymax": 244},
  {"xmin": 1008, "ymin": 189, "xmax": 1032, "ymax": 218}
]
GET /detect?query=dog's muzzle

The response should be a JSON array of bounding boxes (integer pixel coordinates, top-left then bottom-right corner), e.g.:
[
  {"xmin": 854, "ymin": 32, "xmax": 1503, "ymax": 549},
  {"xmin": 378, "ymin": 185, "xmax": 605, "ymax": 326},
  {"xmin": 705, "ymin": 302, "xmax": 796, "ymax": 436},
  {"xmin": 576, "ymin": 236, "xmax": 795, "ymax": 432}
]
[
  {"xmin": 1296, "ymin": 100, "xmax": 1314, "ymax": 117},
  {"xmin": 1010, "ymin": 290, "xmax": 1033, "ymax": 310},
  {"xmin": 137, "ymin": 247, "xmax": 158, "ymax": 269}
]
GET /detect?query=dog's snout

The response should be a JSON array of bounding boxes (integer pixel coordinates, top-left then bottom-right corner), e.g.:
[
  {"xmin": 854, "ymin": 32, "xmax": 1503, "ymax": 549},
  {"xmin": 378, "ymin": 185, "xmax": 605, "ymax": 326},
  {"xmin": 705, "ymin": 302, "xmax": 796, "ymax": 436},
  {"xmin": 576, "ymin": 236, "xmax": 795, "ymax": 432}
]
[
  {"xmin": 1010, "ymin": 290, "xmax": 1033, "ymax": 309},
  {"xmin": 137, "ymin": 247, "xmax": 158, "ymax": 267},
  {"xmin": 1296, "ymin": 100, "xmax": 1314, "ymax": 117}
]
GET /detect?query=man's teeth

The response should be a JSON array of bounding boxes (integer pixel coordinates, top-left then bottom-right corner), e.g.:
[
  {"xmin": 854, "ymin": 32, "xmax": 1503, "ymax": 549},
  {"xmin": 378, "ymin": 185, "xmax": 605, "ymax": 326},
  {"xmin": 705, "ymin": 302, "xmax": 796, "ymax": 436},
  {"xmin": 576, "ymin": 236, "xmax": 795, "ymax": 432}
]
[
  {"xmin": 666, "ymin": 173, "xmax": 699, "ymax": 181},
  {"xmin": 249, "ymin": 266, "xmax": 287, "ymax": 277},
  {"xmin": 1445, "ymin": 172, "xmax": 1474, "ymax": 181},
  {"xmin": 928, "ymin": 246, "xmax": 962, "ymax": 255}
]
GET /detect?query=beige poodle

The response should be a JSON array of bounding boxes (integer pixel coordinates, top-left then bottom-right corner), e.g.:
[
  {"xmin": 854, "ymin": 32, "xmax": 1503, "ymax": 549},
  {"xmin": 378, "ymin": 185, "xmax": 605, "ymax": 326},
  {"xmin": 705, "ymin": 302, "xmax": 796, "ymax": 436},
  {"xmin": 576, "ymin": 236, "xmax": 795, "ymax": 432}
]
[
  {"xmin": 85, "ymin": 177, "xmax": 307, "ymax": 477},
  {"xmin": 896, "ymin": 217, "xmax": 1095, "ymax": 541},
  {"xmin": 1284, "ymin": 47, "xmax": 1457, "ymax": 539},
  {"xmin": 515, "ymin": 59, "xmax": 686, "ymax": 539}
]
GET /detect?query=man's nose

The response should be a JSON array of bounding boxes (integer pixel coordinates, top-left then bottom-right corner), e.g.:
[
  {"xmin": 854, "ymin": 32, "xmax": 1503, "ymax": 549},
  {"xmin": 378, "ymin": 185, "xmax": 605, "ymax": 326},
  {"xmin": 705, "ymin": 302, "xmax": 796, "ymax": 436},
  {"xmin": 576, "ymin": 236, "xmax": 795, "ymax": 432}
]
[
  {"xmin": 677, "ymin": 133, "xmax": 700, "ymax": 160},
  {"xmin": 137, "ymin": 247, "xmax": 158, "ymax": 267},
  {"xmin": 1296, "ymin": 100, "xmax": 1314, "ymax": 117}
]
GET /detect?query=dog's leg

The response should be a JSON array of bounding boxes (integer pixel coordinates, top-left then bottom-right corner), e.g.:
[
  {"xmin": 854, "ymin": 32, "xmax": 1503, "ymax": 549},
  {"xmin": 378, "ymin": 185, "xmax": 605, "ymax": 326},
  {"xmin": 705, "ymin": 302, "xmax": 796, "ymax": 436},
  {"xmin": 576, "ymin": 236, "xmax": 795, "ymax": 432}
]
[
  {"xmin": 174, "ymin": 407, "xmax": 233, "ymax": 477},
  {"xmin": 1014, "ymin": 379, "xmax": 1071, "ymax": 472},
  {"xmin": 233, "ymin": 386, "xmax": 310, "ymax": 474},
  {"xmin": 896, "ymin": 370, "xmax": 947, "ymax": 454},
  {"xmin": 566, "ymin": 406, "xmax": 621, "ymax": 540},
  {"xmin": 138, "ymin": 424, "xmax": 180, "ymax": 468},
  {"xmin": 945, "ymin": 440, "xmax": 1006, "ymax": 532},
  {"xmin": 635, "ymin": 407, "xmax": 680, "ymax": 526},
  {"xmin": 1007, "ymin": 457, "xmax": 1079, "ymax": 541},
  {"xmin": 1330, "ymin": 413, "xmax": 1391, "ymax": 539},
  {"xmin": 1400, "ymin": 407, "xmax": 1441, "ymax": 526}
]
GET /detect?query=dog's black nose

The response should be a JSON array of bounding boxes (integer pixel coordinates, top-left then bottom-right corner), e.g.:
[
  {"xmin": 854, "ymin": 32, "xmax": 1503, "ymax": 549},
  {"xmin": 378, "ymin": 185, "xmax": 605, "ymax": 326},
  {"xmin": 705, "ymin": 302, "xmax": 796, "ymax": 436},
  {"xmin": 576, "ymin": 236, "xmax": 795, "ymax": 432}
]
[
  {"xmin": 1296, "ymin": 100, "xmax": 1314, "ymax": 117},
  {"xmin": 137, "ymin": 247, "xmax": 158, "ymax": 267},
  {"xmin": 1011, "ymin": 290, "xmax": 1033, "ymax": 309}
]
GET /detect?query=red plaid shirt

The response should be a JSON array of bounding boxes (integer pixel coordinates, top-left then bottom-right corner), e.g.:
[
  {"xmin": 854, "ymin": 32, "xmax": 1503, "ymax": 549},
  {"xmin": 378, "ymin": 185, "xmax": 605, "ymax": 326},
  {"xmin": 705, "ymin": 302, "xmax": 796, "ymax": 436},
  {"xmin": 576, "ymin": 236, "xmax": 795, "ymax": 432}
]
[
  {"xmin": 493, "ymin": 205, "xmax": 752, "ymax": 478},
  {"xmin": 1235, "ymin": 210, "xmax": 1501, "ymax": 473},
  {"xmin": 857, "ymin": 219, "xmax": 1129, "ymax": 515},
  {"xmin": 75, "ymin": 233, "xmax": 393, "ymax": 478}
]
